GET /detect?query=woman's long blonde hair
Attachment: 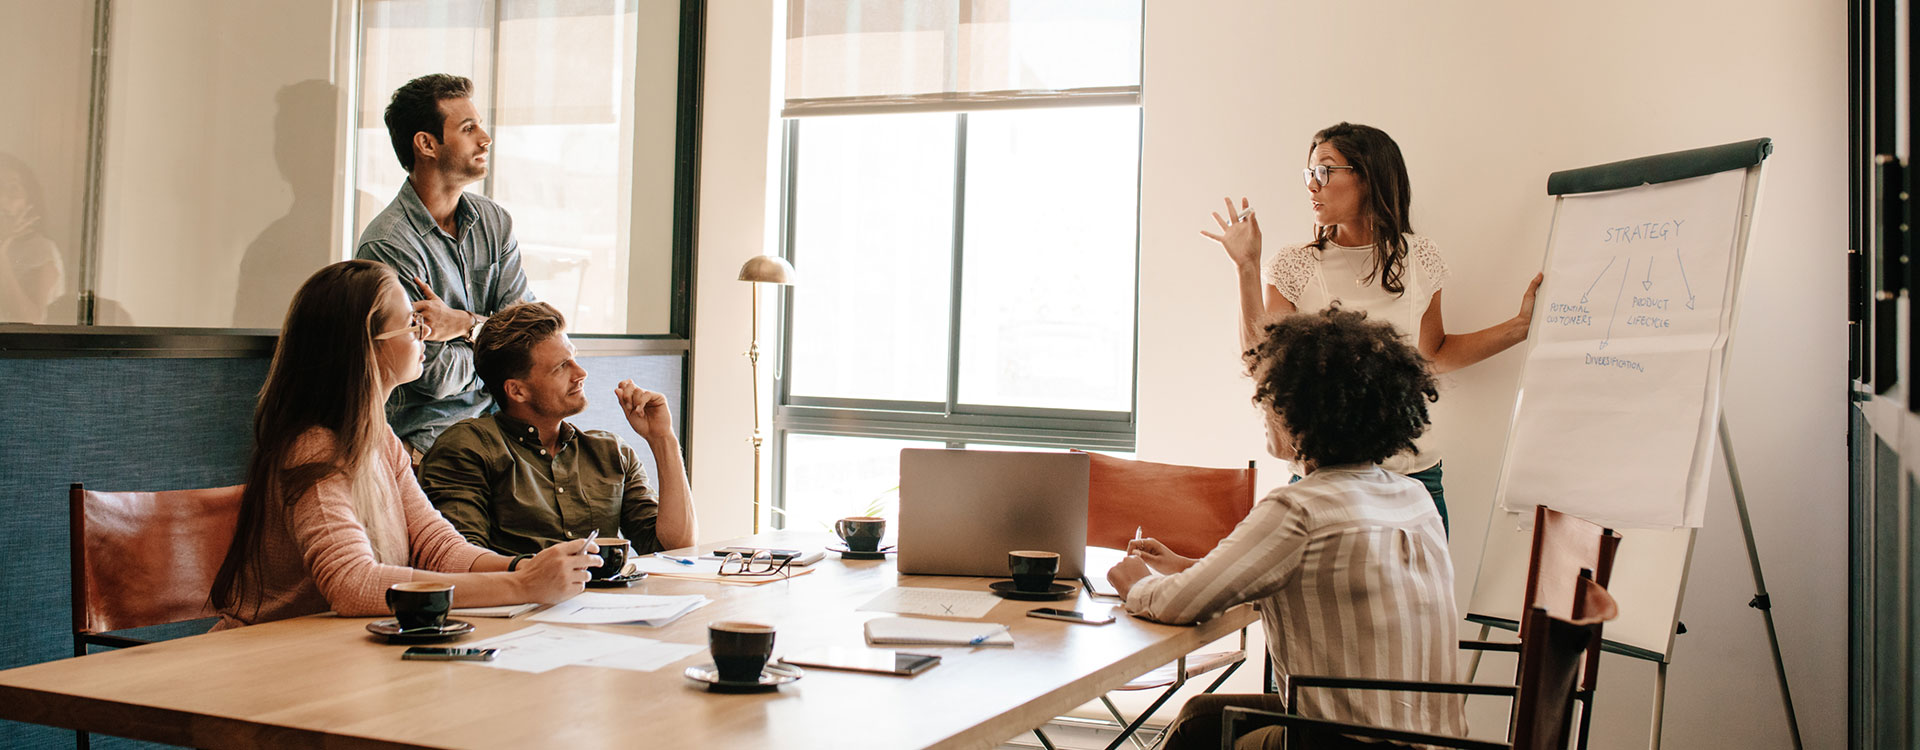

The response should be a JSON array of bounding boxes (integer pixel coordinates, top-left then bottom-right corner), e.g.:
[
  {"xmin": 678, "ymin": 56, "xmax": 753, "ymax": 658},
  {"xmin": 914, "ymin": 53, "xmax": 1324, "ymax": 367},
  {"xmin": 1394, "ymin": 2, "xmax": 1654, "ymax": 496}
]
[{"xmin": 213, "ymin": 259, "xmax": 408, "ymax": 613}]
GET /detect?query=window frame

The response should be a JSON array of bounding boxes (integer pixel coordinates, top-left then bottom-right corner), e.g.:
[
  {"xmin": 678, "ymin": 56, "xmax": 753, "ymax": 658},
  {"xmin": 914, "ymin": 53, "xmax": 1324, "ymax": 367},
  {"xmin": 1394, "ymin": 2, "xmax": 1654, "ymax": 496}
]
[{"xmin": 770, "ymin": 108, "xmax": 1143, "ymax": 525}]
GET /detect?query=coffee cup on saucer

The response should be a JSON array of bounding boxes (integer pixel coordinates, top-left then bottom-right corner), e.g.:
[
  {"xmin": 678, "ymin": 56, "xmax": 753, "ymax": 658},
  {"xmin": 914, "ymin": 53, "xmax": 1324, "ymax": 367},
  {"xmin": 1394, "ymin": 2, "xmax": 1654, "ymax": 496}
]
[
  {"xmin": 1007, "ymin": 550, "xmax": 1060, "ymax": 593},
  {"xmin": 386, "ymin": 582, "xmax": 453, "ymax": 631},
  {"xmin": 589, "ymin": 537, "xmax": 632, "ymax": 580},
  {"xmin": 835, "ymin": 516, "xmax": 887, "ymax": 553},
  {"xmin": 708, "ymin": 621, "xmax": 777, "ymax": 682}
]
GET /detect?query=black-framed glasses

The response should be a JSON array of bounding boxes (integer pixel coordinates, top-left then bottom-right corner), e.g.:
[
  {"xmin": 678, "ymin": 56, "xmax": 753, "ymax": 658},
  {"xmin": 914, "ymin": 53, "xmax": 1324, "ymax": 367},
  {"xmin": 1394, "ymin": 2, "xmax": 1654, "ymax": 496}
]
[
  {"xmin": 1302, "ymin": 164, "xmax": 1355, "ymax": 189},
  {"xmin": 373, "ymin": 313, "xmax": 427, "ymax": 342},
  {"xmin": 718, "ymin": 549, "xmax": 793, "ymax": 578}
]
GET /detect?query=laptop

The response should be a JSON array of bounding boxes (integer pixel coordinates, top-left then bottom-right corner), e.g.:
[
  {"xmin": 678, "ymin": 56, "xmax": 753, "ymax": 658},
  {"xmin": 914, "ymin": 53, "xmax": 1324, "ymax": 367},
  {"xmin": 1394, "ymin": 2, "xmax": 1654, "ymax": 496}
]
[{"xmin": 896, "ymin": 448, "xmax": 1089, "ymax": 578}]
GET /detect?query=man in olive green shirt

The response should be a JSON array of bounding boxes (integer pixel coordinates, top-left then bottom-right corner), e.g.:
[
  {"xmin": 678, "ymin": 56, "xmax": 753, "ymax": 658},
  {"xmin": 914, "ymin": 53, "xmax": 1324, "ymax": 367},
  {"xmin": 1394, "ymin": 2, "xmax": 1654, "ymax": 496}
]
[{"xmin": 419, "ymin": 302, "xmax": 698, "ymax": 557}]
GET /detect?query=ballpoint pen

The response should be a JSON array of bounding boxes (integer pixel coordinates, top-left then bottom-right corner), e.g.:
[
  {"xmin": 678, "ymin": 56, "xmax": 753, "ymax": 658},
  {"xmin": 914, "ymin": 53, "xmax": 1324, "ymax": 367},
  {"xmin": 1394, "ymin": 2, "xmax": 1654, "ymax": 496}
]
[
  {"xmin": 968, "ymin": 626, "xmax": 1009, "ymax": 646},
  {"xmin": 657, "ymin": 554, "xmax": 696, "ymax": 566},
  {"xmin": 1133, "ymin": 526, "xmax": 1143, "ymax": 543}
]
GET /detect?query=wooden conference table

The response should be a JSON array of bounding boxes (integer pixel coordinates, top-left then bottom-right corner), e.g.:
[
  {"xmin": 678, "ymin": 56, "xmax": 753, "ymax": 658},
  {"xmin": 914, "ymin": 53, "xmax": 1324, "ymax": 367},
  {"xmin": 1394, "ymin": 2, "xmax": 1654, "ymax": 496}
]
[{"xmin": 0, "ymin": 532, "xmax": 1256, "ymax": 749}]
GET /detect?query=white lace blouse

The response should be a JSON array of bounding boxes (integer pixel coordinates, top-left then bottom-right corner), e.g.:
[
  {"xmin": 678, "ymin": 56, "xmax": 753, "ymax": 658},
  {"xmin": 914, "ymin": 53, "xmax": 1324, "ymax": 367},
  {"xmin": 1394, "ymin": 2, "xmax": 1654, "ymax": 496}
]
[{"xmin": 1262, "ymin": 233, "xmax": 1449, "ymax": 474}]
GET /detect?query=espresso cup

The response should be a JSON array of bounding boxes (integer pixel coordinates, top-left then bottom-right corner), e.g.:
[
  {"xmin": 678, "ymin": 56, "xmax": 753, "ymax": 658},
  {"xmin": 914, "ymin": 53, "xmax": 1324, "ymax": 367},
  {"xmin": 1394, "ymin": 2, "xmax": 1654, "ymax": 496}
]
[
  {"xmin": 1008, "ymin": 550, "xmax": 1060, "ymax": 593},
  {"xmin": 589, "ymin": 537, "xmax": 632, "ymax": 580},
  {"xmin": 835, "ymin": 516, "xmax": 887, "ymax": 552},
  {"xmin": 708, "ymin": 621, "xmax": 777, "ymax": 682},
  {"xmin": 386, "ymin": 582, "xmax": 453, "ymax": 631}
]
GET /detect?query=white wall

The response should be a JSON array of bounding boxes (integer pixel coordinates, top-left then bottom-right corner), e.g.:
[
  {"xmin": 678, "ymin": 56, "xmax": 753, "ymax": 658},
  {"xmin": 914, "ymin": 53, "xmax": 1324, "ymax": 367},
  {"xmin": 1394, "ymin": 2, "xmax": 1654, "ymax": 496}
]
[
  {"xmin": 1135, "ymin": 1, "xmax": 1846, "ymax": 748},
  {"xmin": 95, "ymin": 0, "xmax": 343, "ymax": 329},
  {"xmin": 688, "ymin": 0, "xmax": 784, "ymax": 541},
  {"xmin": 1, "ymin": 0, "xmax": 97, "ymax": 324}
]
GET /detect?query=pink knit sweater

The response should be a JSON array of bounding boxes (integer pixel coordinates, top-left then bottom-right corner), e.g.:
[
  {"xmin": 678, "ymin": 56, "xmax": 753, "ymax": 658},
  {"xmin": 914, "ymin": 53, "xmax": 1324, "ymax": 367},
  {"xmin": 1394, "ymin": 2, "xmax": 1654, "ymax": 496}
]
[{"xmin": 215, "ymin": 427, "xmax": 491, "ymax": 629}]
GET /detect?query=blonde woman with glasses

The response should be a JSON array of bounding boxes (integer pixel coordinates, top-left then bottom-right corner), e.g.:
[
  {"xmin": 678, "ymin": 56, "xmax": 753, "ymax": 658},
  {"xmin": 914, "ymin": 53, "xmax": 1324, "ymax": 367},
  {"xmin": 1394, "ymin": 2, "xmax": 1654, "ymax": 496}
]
[
  {"xmin": 1201, "ymin": 122, "xmax": 1543, "ymax": 534},
  {"xmin": 212, "ymin": 259, "xmax": 594, "ymax": 629}
]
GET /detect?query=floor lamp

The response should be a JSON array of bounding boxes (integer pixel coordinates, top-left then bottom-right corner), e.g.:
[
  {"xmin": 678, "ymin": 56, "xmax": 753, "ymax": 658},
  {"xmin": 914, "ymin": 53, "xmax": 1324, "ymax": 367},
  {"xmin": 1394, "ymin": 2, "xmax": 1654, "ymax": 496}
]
[{"xmin": 738, "ymin": 254, "xmax": 794, "ymax": 533}]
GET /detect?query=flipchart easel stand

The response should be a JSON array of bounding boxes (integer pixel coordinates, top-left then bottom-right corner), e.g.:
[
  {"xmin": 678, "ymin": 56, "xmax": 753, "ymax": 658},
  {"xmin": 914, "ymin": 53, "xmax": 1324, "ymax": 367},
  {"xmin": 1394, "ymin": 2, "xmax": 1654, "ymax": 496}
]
[{"xmin": 1463, "ymin": 140, "xmax": 1801, "ymax": 750}]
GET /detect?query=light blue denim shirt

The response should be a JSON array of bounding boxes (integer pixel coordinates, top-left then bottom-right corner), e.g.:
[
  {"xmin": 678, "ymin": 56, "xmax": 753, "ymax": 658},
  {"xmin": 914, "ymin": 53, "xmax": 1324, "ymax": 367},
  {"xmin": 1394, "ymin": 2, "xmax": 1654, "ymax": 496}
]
[{"xmin": 355, "ymin": 180, "xmax": 532, "ymax": 454}]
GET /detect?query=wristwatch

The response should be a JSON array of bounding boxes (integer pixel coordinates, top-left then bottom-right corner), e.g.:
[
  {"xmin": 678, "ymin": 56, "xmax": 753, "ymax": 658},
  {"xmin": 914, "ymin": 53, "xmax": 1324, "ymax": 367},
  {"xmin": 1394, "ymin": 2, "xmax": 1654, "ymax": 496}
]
[{"xmin": 463, "ymin": 314, "xmax": 485, "ymax": 342}]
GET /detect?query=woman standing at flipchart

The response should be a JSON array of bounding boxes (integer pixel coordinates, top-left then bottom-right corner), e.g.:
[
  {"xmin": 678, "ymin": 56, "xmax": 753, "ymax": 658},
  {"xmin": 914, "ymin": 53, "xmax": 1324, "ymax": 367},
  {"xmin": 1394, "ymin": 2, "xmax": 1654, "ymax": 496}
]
[{"xmin": 1201, "ymin": 122, "xmax": 1542, "ymax": 533}]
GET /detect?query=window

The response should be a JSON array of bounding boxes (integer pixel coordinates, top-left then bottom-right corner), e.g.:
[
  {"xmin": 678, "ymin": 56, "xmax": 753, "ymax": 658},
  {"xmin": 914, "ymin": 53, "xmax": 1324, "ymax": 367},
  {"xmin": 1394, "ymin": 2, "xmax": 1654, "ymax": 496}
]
[
  {"xmin": 773, "ymin": 1, "xmax": 1143, "ymax": 529},
  {"xmin": 356, "ymin": 0, "xmax": 683, "ymax": 334}
]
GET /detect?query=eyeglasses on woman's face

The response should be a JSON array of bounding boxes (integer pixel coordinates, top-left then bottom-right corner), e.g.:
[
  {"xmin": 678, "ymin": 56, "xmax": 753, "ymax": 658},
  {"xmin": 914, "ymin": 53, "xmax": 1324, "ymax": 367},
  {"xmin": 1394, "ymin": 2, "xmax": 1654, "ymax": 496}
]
[
  {"xmin": 1302, "ymin": 164, "xmax": 1355, "ymax": 189},
  {"xmin": 373, "ymin": 313, "xmax": 427, "ymax": 342}
]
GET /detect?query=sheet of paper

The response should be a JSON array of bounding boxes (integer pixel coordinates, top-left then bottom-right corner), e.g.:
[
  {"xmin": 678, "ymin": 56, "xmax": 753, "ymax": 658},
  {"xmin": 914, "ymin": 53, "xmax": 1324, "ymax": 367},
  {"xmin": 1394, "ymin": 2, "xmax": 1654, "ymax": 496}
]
[
  {"xmin": 630, "ymin": 555, "xmax": 725, "ymax": 576},
  {"xmin": 1081, "ymin": 546, "xmax": 1124, "ymax": 598},
  {"xmin": 461, "ymin": 624, "xmax": 650, "ymax": 673},
  {"xmin": 527, "ymin": 592, "xmax": 709, "ymax": 626},
  {"xmin": 580, "ymin": 640, "xmax": 705, "ymax": 673},
  {"xmin": 856, "ymin": 587, "xmax": 1002, "ymax": 619},
  {"xmin": 1498, "ymin": 169, "xmax": 1746, "ymax": 528}
]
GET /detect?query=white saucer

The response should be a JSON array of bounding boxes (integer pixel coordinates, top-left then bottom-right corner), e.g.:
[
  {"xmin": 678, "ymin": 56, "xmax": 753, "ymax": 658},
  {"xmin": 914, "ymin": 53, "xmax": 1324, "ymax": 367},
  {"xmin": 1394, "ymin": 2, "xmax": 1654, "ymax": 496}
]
[{"xmin": 683, "ymin": 662, "xmax": 804, "ymax": 692}]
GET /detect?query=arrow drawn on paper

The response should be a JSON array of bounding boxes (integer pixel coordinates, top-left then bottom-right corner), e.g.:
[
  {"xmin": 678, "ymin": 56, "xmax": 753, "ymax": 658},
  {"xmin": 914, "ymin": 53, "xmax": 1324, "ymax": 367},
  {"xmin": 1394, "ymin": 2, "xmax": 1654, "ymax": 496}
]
[
  {"xmin": 1582, "ymin": 256, "xmax": 1616, "ymax": 304},
  {"xmin": 1642, "ymin": 255, "xmax": 1653, "ymax": 290},
  {"xmin": 1600, "ymin": 257, "xmax": 1630, "ymax": 350},
  {"xmin": 1675, "ymin": 249, "xmax": 1696, "ymax": 310}
]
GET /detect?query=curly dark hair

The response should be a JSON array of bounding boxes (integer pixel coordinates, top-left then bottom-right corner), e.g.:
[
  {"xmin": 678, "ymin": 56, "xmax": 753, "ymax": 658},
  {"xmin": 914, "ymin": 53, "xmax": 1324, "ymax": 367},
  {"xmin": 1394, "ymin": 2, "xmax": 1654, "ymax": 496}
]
[
  {"xmin": 384, "ymin": 73, "xmax": 474, "ymax": 172},
  {"xmin": 474, "ymin": 301, "xmax": 567, "ymax": 403},
  {"xmin": 1244, "ymin": 306, "xmax": 1438, "ymax": 467}
]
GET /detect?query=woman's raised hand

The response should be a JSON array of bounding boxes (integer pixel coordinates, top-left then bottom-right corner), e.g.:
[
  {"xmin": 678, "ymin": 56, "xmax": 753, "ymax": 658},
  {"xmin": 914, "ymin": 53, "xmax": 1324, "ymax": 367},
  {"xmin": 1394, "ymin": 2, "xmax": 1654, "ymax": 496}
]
[{"xmin": 1199, "ymin": 196, "xmax": 1262, "ymax": 270}]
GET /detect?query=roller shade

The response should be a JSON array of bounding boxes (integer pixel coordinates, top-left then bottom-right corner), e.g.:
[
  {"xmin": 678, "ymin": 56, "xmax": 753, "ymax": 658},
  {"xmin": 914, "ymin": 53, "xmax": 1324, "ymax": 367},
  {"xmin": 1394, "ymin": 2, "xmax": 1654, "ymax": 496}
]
[{"xmin": 784, "ymin": 0, "xmax": 1140, "ymax": 117}]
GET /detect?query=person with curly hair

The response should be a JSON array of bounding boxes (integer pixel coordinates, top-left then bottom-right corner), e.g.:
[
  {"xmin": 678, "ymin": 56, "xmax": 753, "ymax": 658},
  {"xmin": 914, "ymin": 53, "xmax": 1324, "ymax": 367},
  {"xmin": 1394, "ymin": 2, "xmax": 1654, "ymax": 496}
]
[
  {"xmin": 1200, "ymin": 122, "xmax": 1543, "ymax": 532},
  {"xmin": 1108, "ymin": 307, "xmax": 1461, "ymax": 750}
]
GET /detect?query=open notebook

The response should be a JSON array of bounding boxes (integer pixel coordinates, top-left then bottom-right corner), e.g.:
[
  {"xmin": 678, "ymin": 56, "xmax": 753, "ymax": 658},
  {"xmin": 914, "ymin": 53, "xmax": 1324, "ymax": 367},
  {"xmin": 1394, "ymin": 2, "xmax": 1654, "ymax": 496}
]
[{"xmin": 863, "ymin": 617, "xmax": 1013, "ymax": 647}]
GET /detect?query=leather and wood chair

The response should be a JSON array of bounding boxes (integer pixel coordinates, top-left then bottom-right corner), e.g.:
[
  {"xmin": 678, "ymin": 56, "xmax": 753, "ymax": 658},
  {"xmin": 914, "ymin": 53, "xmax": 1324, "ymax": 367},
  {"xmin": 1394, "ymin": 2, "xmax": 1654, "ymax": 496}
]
[
  {"xmin": 69, "ymin": 482, "xmax": 244, "ymax": 749},
  {"xmin": 1457, "ymin": 505, "xmax": 1622, "ymax": 750},
  {"xmin": 1221, "ymin": 574, "xmax": 1621, "ymax": 750},
  {"xmin": 1043, "ymin": 451, "xmax": 1257, "ymax": 750}
]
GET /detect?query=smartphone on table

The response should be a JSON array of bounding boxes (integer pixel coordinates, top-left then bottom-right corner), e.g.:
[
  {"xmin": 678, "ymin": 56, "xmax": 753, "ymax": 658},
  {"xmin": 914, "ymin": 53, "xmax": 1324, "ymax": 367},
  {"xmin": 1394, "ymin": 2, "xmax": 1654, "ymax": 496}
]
[
  {"xmin": 778, "ymin": 647, "xmax": 941, "ymax": 676},
  {"xmin": 1026, "ymin": 607, "xmax": 1116, "ymax": 625},
  {"xmin": 401, "ymin": 647, "xmax": 498, "ymax": 661}
]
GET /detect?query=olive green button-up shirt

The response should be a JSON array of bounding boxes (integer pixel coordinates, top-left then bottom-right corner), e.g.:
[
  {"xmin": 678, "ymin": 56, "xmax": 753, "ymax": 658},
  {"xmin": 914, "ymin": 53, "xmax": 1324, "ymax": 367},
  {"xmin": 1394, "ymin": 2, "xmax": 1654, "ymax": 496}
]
[{"xmin": 419, "ymin": 413, "xmax": 661, "ymax": 557}]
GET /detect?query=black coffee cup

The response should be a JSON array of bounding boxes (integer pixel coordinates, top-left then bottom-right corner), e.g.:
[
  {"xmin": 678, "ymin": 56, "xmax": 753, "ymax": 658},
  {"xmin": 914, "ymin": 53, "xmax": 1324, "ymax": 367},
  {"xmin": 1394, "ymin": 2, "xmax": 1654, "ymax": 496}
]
[
  {"xmin": 708, "ymin": 621, "xmax": 776, "ymax": 682},
  {"xmin": 1008, "ymin": 550, "xmax": 1061, "ymax": 593},
  {"xmin": 589, "ymin": 537, "xmax": 632, "ymax": 580},
  {"xmin": 835, "ymin": 516, "xmax": 887, "ymax": 552},
  {"xmin": 386, "ymin": 582, "xmax": 453, "ymax": 631}
]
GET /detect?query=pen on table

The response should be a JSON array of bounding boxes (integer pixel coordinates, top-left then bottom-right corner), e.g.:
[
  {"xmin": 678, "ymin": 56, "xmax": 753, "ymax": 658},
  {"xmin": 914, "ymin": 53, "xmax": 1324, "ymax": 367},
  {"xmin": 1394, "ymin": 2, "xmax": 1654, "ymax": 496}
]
[
  {"xmin": 656, "ymin": 554, "xmax": 696, "ymax": 566},
  {"xmin": 969, "ymin": 626, "xmax": 1009, "ymax": 646}
]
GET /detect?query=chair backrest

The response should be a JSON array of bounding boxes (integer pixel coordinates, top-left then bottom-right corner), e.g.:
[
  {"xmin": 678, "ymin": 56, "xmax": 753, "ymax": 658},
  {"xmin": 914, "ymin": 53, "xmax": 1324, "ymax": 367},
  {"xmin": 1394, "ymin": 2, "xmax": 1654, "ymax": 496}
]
[
  {"xmin": 1511, "ymin": 577, "xmax": 1619, "ymax": 750},
  {"xmin": 1080, "ymin": 451, "xmax": 1256, "ymax": 559},
  {"xmin": 1523, "ymin": 506, "xmax": 1623, "ymax": 618},
  {"xmin": 71, "ymin": 483, "xmax": 245, "ymax": 636}
]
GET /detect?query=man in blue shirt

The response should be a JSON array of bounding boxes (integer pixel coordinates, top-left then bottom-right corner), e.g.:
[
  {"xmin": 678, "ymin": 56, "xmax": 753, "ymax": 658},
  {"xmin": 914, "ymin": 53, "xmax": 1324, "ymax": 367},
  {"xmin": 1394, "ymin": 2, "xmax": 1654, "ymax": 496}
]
[{"xmin": 356, "ymin": 74, "xmax": 533, "ymax": 458}]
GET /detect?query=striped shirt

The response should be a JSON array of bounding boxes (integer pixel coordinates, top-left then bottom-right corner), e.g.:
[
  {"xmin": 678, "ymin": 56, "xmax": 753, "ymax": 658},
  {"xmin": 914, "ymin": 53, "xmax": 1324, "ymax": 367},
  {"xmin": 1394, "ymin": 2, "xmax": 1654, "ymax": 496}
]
[{"xmin": 1125, "ymin": 464, "xmax": 1464, "ymax": 736}]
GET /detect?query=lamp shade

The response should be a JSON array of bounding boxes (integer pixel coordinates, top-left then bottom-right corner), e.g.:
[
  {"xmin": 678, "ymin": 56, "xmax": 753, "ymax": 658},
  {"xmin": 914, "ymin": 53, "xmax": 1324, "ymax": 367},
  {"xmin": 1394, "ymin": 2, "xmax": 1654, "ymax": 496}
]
[{"xmin": 737, "ymin": 255, "xmax": 796, "ymax": 285}]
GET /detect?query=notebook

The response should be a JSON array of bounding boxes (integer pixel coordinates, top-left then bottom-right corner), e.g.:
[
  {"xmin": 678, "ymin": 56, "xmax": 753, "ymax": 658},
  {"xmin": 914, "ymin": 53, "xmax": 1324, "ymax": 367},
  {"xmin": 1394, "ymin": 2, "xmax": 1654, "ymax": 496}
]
[
  {"xmin": 863, "ymin": 616, "xmax": 1013, "ymax": 647},
  {"xmin": 699, "ymin": 547, "xmax": 827, "ymax": 566},
  {"xmin": 450, "ymin": 603, "xmax": 540, "ymax": 618}
]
